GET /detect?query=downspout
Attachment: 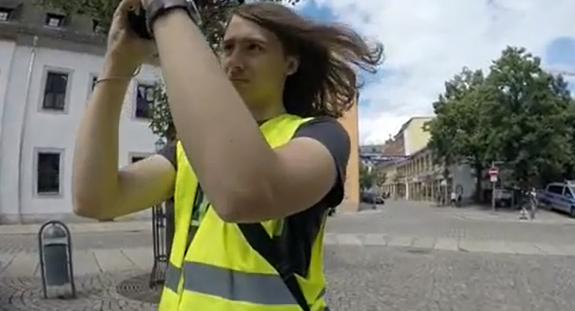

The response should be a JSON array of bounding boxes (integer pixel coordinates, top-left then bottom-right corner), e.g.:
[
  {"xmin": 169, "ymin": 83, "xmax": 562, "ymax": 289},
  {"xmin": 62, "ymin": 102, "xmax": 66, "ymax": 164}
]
[{"xmin": 17, "ymin": 35, "xmax": 39, "ymax": 224}]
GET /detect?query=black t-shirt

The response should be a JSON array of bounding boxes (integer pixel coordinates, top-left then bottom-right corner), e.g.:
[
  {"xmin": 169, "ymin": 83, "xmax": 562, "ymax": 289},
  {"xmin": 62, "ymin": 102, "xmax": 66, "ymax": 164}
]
[{"xmin": 158, "ymin": 116, "xmax": 350, "ymax": 276}]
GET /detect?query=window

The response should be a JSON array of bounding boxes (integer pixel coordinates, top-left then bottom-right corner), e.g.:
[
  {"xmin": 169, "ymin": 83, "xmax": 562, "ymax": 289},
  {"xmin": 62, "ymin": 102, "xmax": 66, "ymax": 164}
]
[
  {"xmin": 36, "ymin": 151, "xmax": 62, "ymax": 195},
  {"xmin": 0, "ymin": 8, "xmax": 12, "ymax": 21},
  {"xmin": 45, "ymin": 13, "xmax": 64, "ymax": 27},
  {"xmin": 548, "ymin": 185, "xmax": 564, "ymax": 194},
  {"xmin": 91, "ymin": 75, "xmax": 97, "ymax": 91},
  {"xmin": 42, "ymin": 71, "xmax": 68, "ymax": 111},
  {"xmin": 131, "ymin": 155, "xmax": 147, "ymax": 163},
  {"xmin": 135, "ymin": 83, "xmax": 155, "ymax": 119}
]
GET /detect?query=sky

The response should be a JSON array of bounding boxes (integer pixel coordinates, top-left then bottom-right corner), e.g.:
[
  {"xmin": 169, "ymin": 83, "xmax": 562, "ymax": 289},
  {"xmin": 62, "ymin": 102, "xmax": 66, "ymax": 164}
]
[{"xmin": 292, "ymin": 0, "xmax": 575, "ymax": 144}]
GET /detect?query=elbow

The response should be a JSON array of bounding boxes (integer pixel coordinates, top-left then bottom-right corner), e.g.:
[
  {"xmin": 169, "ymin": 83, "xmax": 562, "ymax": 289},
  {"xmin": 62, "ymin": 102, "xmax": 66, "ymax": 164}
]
[
  {"xmin": 212, "ymin": 181, "xmax": 275, "ymax": 223},
  {"xmin": 72, "ymin": 194, "xmax": 114, "ymax": 221}
]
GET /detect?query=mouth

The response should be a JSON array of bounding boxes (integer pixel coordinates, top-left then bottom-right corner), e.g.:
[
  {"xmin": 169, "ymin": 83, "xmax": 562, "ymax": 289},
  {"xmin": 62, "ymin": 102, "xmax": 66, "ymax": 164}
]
[{"xmin": 230, "ymin": 78, "xmax": 249, "ymax": 84}]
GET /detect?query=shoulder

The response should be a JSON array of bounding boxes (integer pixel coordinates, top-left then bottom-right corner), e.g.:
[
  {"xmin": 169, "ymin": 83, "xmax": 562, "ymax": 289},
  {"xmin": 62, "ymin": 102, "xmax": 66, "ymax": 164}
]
[{"xmin": 294, "ymin": 116, "xmax": 351, "ymax": 170}]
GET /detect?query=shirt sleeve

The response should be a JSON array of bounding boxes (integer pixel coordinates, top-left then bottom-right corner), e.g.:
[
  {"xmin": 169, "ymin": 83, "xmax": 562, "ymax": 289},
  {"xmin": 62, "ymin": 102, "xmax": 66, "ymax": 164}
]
[
  {"xmin": 157, "ymin": 141, "xmax": 177, "ymax": 170},
  {"xmin": 293, "ymin": 116, "xmax": 351, "ymax": 207}
]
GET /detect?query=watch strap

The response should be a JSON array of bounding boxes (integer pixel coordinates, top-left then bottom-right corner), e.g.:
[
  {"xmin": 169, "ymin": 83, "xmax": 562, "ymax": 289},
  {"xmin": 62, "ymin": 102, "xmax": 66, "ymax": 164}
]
[{"xmin": 145, "ymin": 0, "xmax": 197, "ymax": 38}]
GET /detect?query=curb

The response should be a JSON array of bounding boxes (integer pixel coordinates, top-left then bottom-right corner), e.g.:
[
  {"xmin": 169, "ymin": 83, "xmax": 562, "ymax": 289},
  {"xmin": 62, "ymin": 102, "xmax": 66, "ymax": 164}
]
[{"xmin": 0, "ymin": 221, "xmax": 151, "ymax": 235}]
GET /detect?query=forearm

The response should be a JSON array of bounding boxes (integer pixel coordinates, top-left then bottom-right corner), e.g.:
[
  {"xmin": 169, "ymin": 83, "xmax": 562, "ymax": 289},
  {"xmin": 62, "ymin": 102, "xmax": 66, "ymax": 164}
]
[
  {"xmin": 72, "ymin": 59, "xmax": 134, "ymax": 216},
  {"xmin": 153, "ymin": 12, "xmax": 278, "ymax": 212}
]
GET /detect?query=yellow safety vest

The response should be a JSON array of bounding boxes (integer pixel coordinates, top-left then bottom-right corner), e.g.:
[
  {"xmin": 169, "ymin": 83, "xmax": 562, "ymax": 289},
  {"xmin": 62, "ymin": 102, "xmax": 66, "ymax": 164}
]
[{"xmin": 158, "ymin": 114, "xmax": 329, "ymax": 311}]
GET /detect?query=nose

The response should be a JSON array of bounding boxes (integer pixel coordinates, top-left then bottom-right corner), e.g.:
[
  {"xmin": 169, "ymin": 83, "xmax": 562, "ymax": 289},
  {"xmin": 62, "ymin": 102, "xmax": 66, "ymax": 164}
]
[{"xmin": 223, "ymin": 48, "xmax": 245, "ymax": 76}]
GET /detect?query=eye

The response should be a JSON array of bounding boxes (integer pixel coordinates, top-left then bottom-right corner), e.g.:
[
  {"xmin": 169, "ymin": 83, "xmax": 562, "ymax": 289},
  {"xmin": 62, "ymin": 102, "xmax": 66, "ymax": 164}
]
[
  {"xmin": 248, "ymin": 43, "xmax": 263, "ymax": 52},
  {"xmin": 222, "ymin": 43, "xmax": 234, "ymax": 54}
]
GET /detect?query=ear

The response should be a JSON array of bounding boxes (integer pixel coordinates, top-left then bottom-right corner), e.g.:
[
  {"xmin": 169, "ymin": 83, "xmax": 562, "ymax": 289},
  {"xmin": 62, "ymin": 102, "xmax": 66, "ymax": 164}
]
[{"xmin": 285, "ymin": 56, "xmax": 299, "ymax": 76}]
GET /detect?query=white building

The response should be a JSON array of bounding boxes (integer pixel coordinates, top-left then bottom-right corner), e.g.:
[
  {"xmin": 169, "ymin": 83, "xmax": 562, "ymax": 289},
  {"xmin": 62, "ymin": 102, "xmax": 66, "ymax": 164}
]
[{"xmin": 0, "ymin": 3, "xmax": 162, "ymax": 223}]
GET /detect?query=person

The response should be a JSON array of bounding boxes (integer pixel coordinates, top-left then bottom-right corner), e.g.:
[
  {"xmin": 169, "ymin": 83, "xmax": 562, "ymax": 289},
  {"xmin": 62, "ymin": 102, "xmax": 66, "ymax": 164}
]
[
  {"xmin": 450, "ymin": 191, "xmax": 457, "ymax": 207},
  {"xmin": 529, "ymin": 187, "xmax": 537, "ymax": 219},
  {"xmin": 72, "ymin": 0, "xmax": 382, "ymax": 310}
]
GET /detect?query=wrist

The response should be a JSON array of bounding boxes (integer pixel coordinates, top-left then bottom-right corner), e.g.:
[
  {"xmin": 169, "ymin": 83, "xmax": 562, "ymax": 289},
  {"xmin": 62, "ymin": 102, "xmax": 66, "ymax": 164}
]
[
  {"xmin": 152, "ymin": 8, "xmax": 193, "ymax": 37},
  {"xmin": 101, "ymin": 55, "xmax": 139, "ymax": 78}
]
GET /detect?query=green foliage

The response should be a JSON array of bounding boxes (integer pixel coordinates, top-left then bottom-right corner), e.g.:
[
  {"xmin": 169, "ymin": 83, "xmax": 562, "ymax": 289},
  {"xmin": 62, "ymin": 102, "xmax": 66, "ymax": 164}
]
[
  {"xmin": 481, "ymin": 47, "xmax": 574, "ymax": 187},
  {"xmin": 427, "ymin": 45, "xmax": 575, "ymax": 191},
  {"xmin": 426, "ymin": 67, "xmax": 487, "ymax": 168},
  {"xmin": 359, "ymin": 163, "xmax": 377, "ymax": 190},
  {"xmin": 37, "ymin": 0, "xmax": 299, "ymax": 139}
]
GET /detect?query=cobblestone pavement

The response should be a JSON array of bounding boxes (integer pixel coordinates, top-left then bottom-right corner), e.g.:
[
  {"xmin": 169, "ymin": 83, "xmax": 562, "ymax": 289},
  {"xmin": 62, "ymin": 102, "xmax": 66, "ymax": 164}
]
[
  {"xmin": 2, "ymin": 246, "xmax": 575, "ymax": 311},
  {"xmin": 325, "ymin": 245, "xmax": 575, "ymax": 311},
  {"xmin": 2, "ymin": 202, "xmax": 575, "ymax": 310}
]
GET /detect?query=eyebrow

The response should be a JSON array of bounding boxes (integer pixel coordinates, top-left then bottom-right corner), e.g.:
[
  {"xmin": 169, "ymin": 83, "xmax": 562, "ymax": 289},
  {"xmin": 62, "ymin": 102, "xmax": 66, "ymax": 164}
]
[{"xmin": 222, "ymin": 37, "xmax": 268, "ymax": 46}]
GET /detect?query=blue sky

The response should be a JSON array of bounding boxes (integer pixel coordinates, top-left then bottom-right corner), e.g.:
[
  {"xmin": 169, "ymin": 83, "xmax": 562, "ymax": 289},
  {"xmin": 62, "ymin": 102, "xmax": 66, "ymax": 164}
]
[{"xmin": 293, "ymin": 0, "xmax": 575, "ymax": 144}]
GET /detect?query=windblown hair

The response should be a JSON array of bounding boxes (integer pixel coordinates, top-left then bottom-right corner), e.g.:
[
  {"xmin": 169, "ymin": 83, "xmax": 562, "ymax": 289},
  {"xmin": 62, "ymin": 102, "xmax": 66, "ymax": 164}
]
[{"xmin": 234, "ymin": 2, "xmax": 384, "ymax": 118}]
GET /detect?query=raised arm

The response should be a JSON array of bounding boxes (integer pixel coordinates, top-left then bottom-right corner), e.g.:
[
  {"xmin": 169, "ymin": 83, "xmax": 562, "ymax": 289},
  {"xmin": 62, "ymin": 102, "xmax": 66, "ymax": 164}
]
[{"xmin": 72, "ymin": 0, "xmax": 175, "ymax": 220}]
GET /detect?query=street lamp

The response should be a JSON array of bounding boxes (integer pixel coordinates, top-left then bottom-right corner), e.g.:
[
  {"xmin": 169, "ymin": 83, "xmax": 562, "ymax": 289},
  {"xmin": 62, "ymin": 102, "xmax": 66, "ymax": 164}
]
[{"xmin": 154, "ymin": 138, "xmax": 166, "ymax": 152}]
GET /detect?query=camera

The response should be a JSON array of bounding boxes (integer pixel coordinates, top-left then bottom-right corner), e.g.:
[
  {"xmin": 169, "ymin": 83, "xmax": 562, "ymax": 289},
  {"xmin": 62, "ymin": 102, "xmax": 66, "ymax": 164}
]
[
  {"xmin": 127, "ymin": 9, "xmax": 152, "ymax": 39},
  {"xmin": 127, "ymin": 0, "xmax": 244, "ymax": 39}
]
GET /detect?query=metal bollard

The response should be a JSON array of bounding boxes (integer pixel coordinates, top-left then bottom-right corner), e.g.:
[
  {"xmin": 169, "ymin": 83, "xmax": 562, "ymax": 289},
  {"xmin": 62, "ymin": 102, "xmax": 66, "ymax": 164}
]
[{"xmin": 38, "ymin": 220, "xmax": 76, "ymax": 299}]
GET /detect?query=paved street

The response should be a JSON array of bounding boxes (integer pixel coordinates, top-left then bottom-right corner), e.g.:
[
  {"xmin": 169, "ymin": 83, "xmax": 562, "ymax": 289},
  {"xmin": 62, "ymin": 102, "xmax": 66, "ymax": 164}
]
[{"xmin": 2, "ymin": 201, "xmax": 575, "ymax": 310}]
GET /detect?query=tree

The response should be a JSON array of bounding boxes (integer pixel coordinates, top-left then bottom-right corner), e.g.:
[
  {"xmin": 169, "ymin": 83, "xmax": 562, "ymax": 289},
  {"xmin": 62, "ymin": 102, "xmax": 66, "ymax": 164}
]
[
  {"xmin": 482, "ymin": 46, "xmax": 574, "ymax": 188},
  {"xmin": 359, "ymin": 163, "xmax": 377, "ymax": 190},
  {"xmin": 37, "ymin": 0, "xmax": 300, "ymax": 139},
  {"xmin": 425, "ymin": 67, "xmax": 489, "ymax": 201}
]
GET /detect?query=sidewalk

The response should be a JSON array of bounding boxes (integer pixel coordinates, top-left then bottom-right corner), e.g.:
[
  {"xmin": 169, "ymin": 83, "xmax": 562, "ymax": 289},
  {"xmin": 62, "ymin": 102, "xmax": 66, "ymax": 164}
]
[
  {"xmin": 4, "ymin": 232, "xmax": 575, "ymax": 279},
  {"xmin": 0, "ymin": 220, "xmax": 151, "ymax": 235}
]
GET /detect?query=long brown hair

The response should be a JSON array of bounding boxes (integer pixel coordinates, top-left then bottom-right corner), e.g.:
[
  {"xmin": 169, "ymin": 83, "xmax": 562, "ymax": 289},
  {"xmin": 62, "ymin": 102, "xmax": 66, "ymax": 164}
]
[{"xmin": 233, "ymin": 2, "xmax": 384, "ymax": 118}]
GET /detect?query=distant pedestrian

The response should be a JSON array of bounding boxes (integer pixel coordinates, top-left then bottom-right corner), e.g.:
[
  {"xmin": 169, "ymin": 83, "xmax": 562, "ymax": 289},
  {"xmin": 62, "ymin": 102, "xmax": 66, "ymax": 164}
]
[
  {"xmin": 529, "ymin": 187, "xmax": 537, "ymax": 219},
  {"xmin": 450, "ymin": 191, "xmax": 457, "ymax": 207}
]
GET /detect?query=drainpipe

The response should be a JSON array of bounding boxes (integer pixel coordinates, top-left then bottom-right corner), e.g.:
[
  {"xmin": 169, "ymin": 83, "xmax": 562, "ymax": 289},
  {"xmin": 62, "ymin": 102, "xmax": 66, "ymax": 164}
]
[{"xmin": 17, "ymin": 35, "xmax": 39, "ymax": 224}]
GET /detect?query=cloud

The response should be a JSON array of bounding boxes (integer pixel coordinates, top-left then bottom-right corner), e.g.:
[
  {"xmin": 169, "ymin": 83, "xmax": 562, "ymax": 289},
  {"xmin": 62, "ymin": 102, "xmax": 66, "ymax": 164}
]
[{"xmin": 301, "ymin": 0, "xmax": 575, "ymax": 144}]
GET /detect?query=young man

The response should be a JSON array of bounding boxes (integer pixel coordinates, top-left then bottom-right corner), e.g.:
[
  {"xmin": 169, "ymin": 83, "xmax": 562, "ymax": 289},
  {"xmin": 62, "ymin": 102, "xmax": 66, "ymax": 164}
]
[{"xmin": 72, "ymin": 0, "xmax": 383, "ymax": 310}]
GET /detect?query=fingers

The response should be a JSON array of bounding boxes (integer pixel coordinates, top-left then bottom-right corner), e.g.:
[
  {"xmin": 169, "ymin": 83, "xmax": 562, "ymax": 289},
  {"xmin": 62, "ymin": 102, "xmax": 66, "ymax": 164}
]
[{"xmin": 115, "ymin": 0, "xmax": 142, "ymax": 19}]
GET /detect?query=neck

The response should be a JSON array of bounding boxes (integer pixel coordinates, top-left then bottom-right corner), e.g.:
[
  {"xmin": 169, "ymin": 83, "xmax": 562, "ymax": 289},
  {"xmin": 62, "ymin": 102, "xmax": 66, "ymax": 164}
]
[{"xmin": 249, "ymin": 97, "xmax": 285, "ymax": 123}]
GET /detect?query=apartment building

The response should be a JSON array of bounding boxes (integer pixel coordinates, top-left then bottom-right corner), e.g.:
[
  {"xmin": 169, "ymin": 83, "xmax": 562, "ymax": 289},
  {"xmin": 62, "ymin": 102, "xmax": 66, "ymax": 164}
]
[
  {"xmin": 0, "ymin": 1, "xmax": 161, "ymax": 223},
  {"xmin": 380, "ymin": 116, "xmax": 433, "ymax": 157}
]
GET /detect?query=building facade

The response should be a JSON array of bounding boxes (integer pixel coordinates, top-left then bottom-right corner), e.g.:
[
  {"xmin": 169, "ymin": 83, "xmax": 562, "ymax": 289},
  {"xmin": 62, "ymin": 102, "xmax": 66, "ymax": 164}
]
[
  {"xmin": 0, "ymin": 1, "xmax": 361, "ymax": 223},
  {"xmin": 381, "ymin": 145, "xmax": 476, "ymax": 202},
  {"xmin": 339, "ymin": 101, "xmax": 360, "ymax": 212},
  {"xmin": 380, "ymin": 116, "xmax": 433, "ymax": 157},
  {"xmin": 0, "ymin": 1, "xmax": 166, "ymax": 223}
]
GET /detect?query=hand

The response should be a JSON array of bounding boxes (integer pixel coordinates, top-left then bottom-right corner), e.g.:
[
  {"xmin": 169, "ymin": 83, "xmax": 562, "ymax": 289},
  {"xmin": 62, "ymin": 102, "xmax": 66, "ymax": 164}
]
[{"xmin": 105, "ymin": 0, "xmax": 155, "ymax": 73}]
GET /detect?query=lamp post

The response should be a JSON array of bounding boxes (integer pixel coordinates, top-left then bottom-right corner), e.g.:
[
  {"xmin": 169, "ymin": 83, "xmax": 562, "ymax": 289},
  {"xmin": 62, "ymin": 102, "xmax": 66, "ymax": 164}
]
[
  {"xmin": 154, "ymin": 138, "xmax": 166, "ymax": 153},
  {"xmin": 150, "ymin": 137, "xmax": 168, "ymax": 289}
]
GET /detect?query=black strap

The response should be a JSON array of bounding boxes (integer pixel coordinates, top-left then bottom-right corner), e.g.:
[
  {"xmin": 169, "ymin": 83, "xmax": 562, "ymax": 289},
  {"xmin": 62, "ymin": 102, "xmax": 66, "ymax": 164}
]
[{"xmin": 238, "ymin": 223, "xmax": 311, "ymax": 311}]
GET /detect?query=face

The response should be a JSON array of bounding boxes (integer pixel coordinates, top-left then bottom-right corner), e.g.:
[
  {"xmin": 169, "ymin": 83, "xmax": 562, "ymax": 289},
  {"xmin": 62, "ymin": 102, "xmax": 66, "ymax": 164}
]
[{"xmin": 221, "ymin": 15, "xmax": 298, "ymax": 109}]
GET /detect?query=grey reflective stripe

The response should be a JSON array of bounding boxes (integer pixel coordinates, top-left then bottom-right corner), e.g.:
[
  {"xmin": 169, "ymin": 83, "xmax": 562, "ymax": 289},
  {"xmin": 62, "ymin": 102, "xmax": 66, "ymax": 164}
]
[
  {"xmin": 164, "ymin": 261, "xmax": 327, "ymax": 306},
  {"xmin": 164, "ymin": 263, "xmax": 181, "ymax": 292},
  {"xmin": 183, "ymin": 261, "xmax": 297, "ymax": 305}
]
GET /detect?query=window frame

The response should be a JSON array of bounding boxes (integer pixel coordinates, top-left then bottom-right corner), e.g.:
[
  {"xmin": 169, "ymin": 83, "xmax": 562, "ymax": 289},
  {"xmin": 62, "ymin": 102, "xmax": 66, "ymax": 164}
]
[
  {"xmin": 44, "ymin": 13, "xmax": 65, "ymax": 28},
  {"xmin": 133, "ymin": 81, "xmax": 156, "ymax": 120},
  {"xmin": 87, "ymin": 73, "xmax": 98, "ymax": 100},
  {"xmin": 0, "ymin": 7, "xmax": 13, "ymax": 22},
  {"xmin": 33, "ymin": 147, "xmax": 65, "ymax": 197},
  {"xmin": 39, "ymin": 66, "xmax": 73, "ymax": 114}
]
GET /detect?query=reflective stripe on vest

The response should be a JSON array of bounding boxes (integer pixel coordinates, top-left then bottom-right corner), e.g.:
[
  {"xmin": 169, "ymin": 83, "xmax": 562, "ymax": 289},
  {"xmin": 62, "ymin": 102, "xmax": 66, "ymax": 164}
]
[{"xmin": 163, "ymin": 261, "xmax": 326, "ymax": 305}]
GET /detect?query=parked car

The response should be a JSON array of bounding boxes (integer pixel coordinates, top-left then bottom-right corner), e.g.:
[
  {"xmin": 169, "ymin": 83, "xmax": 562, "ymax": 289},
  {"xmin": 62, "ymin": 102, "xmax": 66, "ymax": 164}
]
[
  {"xmin": 538, "ymin": 181, "xmax": 575, "ymax": 217},
  {"xmin": 494, "ymin": 188, "xmax": 513, "ymax": 207},
  {"xmin": 360, "ymin": 191, "xmax": 385, "ymax": 204}
]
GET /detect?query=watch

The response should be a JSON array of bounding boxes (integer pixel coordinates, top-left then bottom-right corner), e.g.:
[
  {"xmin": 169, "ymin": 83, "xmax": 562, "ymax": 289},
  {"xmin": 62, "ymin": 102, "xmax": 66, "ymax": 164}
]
[{"xmin": 145, "ymin": 0, "xmax": 199, "ymax": 38}]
